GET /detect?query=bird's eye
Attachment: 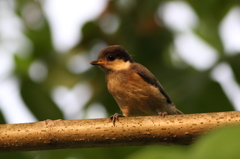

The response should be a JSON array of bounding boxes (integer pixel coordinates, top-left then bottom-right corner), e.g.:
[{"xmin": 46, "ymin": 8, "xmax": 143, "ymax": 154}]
[{"xmin": 107, "ymin": 55, "xmax": 115, "ymax": 61}]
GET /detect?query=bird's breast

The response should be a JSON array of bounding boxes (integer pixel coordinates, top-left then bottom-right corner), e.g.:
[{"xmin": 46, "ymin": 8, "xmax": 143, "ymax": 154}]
[{"xmin": 106, "ymin": 70, "xmax": 168, "ymax": 116}]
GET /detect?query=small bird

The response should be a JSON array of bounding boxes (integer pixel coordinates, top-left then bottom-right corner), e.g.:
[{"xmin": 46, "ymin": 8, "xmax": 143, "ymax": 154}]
[{"xmin": 90, "ymin": 45, "xmax": 183, "ymax": 125}]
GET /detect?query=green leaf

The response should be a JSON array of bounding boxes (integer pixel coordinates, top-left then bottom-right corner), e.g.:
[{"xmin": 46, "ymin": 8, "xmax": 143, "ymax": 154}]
[
  {"xmin": 20, "ymin": 78, "xmax": 63, "ymax": 121},
  {"xmin": 127, "ymin": 145, "xmax": 187, "ymax": 159},
  {"xmin": 0, "ymin": 110, "xmax": 6, "ymax": 124},
  {"xmin": 189, "ymin": 126, "xmax": 240, "ymax": 159}
]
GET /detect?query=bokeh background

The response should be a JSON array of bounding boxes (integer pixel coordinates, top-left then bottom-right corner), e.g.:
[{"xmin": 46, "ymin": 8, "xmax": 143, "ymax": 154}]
[{"xmin": 1, "ymin": 0, "xmax": 240, "ymax": 158}]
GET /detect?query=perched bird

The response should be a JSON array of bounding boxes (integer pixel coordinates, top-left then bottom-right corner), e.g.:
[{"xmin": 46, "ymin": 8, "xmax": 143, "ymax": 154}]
[{"xmin": 90, "ymin": 45, "xmax": 183, "ymax": 125}]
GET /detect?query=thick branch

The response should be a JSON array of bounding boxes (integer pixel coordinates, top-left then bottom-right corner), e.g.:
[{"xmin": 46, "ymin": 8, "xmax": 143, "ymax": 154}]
[{"xmin": 0, "ymin": 111, "xmax": 240, "ymax": 152}]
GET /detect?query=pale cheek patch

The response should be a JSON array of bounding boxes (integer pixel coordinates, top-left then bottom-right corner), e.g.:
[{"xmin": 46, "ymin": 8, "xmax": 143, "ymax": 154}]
[{"xmin": 106, "ymin": 60, "xmax": 131, "ymax": 71}]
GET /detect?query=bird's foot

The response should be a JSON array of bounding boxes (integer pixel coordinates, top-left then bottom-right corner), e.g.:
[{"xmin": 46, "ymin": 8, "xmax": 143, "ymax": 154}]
[
  {"xmin": 157, "ymin": 111, "xmax": 168, "ymax": 117},
  {"xmin": 109, "ymin": 113, "xmax": 125, "ymax": 126}
]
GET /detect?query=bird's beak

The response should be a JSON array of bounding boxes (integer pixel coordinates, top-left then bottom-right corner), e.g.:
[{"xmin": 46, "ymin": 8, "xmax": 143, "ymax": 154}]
[{"xmin": 90, "ymin": 61, "xmax": 106, "ymax": 66}]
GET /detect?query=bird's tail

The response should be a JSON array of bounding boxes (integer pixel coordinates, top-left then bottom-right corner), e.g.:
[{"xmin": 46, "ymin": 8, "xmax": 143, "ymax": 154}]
[
  {"xmin": 175, "ymin": 108, "xmax": 184, "ymax": 114},
  {"xmin": 170, "ymin": 104, "xmax": 184, "ymax": 114}
]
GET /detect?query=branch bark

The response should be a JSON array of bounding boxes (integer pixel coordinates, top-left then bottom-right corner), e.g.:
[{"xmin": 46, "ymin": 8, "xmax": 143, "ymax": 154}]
[{"xmin": 1, "ymin": 111, "xmax": 240, "ymax": 153}]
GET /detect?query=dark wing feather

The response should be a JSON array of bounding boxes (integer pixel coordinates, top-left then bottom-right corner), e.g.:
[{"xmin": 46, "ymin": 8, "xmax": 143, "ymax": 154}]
[{"xmin": 131, "ymin": 63, "xmax": 172, "ymax": 104}]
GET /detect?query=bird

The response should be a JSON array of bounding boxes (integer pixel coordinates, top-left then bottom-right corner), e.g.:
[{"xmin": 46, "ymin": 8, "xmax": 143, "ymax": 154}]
[{"xmin": 90, "ymin": 45, "xmax": 183, "ymax": 125}]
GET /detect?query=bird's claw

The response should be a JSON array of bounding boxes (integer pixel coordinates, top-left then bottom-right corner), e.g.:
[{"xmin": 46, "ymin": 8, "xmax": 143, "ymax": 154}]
[
  {"xmin": 158, "ymin": 111, "xmax": 168, "ymax": 117},
  {"xmin": 109, "ymin": 113, "xmax": 124, "ymax": 126}
]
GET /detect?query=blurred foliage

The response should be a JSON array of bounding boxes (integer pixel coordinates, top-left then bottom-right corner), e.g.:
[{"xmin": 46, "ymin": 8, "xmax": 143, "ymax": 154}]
[
  {"xmin": 127, "ymin": 126, "xmax": 240, "ymax": 159},
  {"xmin": 1, "ymin": 0, "xmax": 240, "ymax": 158}
]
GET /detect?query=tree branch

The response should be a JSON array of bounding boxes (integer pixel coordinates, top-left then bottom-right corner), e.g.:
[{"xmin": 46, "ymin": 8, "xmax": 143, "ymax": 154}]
[{"xmin": 1, "ymin": 111, "xmax": 240, "ymax": 153}]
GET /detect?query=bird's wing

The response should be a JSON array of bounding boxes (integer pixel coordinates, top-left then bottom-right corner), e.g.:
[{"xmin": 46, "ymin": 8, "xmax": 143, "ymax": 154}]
[{"xmin": 130, "ymin": 63, "xmax": 172, "ymax": 104}]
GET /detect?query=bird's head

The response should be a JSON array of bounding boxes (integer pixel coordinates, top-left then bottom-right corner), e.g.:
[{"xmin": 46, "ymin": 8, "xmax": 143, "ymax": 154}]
[{"xmin": 90, "ymin": 45, "xmax": 134, "ymax": 72}]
